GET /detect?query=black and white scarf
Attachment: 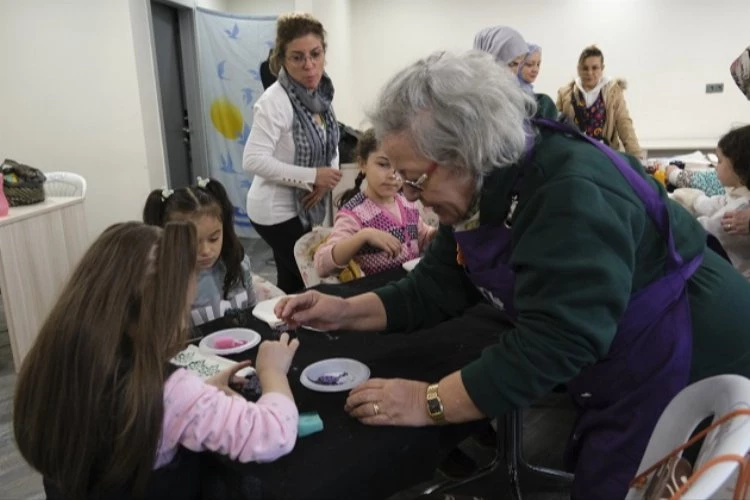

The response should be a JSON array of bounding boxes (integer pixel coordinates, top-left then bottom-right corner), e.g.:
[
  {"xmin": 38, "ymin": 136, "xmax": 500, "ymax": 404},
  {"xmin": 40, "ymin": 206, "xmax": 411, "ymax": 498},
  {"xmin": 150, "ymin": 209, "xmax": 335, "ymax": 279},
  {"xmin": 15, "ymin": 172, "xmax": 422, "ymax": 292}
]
[{"xmin": 277, "ymin": 68, "xmax": 339, "ymax": 229}]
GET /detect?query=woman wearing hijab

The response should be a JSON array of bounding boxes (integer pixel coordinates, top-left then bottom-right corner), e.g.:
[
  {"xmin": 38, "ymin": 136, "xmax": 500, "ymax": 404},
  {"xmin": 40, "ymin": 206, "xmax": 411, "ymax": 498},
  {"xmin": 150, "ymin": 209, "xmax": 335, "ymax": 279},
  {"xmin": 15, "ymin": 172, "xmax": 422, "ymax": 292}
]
[
  {"xmin": 473, "ymin": 26, "xmax": 557, "ymax": 116},
  {"xmin": 557, "ymin": 45, "xmax": 642, "ymax": 158},
  {"xmin": 518, "ymin": 43, "xmax": 542, "ymax": 92},
  {"xmin": 243, "ymin": 13, "xmax": 342, "ymax": 293},
  {"xmin": 472, "ymin": 25, "xmax": 528, "ymax": 71}
]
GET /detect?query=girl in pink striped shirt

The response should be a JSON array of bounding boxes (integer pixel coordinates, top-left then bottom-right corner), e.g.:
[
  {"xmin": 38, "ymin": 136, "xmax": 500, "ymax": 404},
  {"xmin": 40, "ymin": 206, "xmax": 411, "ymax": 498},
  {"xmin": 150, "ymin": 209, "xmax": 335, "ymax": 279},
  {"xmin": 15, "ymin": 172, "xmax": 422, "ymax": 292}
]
[
  {"xmin": 13, "ymin": 222, "xmax": 299, "ymax": 499},
  {"xmin": 314, "ymin": 129, "xmax": 436, "ymax": 278}
]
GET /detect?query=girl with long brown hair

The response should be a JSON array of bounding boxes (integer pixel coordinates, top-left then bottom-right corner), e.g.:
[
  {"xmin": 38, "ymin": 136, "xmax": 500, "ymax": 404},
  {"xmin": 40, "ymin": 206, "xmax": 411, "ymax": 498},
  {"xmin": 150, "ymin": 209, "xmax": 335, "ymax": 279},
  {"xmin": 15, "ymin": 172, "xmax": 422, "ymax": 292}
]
[{"xmin": 13, "ymin": 221, "xmax": 299, "ymax": 499}]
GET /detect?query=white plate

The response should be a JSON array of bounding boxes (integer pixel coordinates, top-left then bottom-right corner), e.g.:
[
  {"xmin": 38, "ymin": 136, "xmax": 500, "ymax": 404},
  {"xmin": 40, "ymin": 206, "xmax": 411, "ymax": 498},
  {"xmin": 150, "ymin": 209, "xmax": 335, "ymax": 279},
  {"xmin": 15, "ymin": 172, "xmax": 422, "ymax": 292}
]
[
  {"xmin": 199, "ymin": 328, "xmax": 261, "ymax": 355},
  {"xmin": 402, "ymin": 257, "xmax": 421, "ymax": 272},
  {"xmin": 252, "ymin": 296, "xmax": 288, "ymax": 328},
  {"xmin": 300, "ymin": 358, "xmax": 370, "ymax": 393},
  {"xmin": 171, "ymin": 345, "xmax": 255, "ymax": 379}
]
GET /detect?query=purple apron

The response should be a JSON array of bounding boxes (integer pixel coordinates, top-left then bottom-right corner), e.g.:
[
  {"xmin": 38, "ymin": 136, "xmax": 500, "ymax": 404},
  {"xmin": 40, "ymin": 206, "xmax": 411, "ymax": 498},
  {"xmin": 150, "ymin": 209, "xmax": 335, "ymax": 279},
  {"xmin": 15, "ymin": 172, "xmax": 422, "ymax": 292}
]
[{"xmin": 454, "ymin": 118, "xmax": 702, "ymax": 499}]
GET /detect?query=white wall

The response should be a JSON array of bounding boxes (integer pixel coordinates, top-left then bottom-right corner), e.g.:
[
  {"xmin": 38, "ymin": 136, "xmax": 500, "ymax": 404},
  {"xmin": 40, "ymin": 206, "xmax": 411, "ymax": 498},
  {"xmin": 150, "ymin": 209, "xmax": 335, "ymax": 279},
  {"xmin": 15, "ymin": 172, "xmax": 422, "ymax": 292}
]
[
  {"xmin": 0, "ymin": 0, "xmax": 156, "ymax": 239},
  {"xmin": 226, "ymin": 0, "xmax": 358, "ymax": 125},
  {"xmin": 226, "ymin": 0, "xmax": 294, "ymax": 15},
  {"xmin": 195, "ymin": 0, "xmax": 229, "ymax": 11},
  {"xmin": 3, "ymin": 0, "xmax": 746, "ymax": 241},
  {"xmin": 0, "ymin": 0, "xmax": 238, "ymax": 239},
  {"xmin": 349, "ymin": 0, "xmax": 750, "ymax": 147}
]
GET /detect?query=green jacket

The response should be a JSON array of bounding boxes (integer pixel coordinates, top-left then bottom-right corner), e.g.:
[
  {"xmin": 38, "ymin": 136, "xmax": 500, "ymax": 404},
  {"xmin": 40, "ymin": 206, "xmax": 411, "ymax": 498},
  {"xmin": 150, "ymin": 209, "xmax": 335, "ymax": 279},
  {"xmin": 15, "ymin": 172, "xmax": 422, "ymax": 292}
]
[{"xmin": 374, "ymin": 96, "xmax": 750, "ymax": 418}]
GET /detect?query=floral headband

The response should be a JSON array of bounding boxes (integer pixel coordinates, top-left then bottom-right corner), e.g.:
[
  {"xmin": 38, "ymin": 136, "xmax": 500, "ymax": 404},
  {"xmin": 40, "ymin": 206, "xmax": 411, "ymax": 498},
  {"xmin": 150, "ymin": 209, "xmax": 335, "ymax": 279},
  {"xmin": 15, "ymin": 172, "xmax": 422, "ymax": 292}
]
[{"xmin": 196, "ymin": 177, "xmax": 210, "ymax": 189}]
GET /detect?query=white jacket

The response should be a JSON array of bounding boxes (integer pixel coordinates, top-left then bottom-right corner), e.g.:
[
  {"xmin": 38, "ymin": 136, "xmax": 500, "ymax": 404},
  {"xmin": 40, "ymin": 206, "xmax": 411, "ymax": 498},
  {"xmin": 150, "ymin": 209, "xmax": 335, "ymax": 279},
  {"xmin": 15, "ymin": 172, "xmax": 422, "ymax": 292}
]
[{"xmin": 242, "ymin": 82, "xmax": 339, "ymax": 225}]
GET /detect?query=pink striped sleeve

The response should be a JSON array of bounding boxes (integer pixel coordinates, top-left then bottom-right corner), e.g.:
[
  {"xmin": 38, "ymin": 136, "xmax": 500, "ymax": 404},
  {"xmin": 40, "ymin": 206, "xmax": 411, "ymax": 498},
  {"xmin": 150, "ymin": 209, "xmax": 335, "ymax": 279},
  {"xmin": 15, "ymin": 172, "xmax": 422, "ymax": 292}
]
[
  {"xmin": 155, "ymin": 369, "xmax": 299, "ymax": 469},
  {"xmin": 417, "ymin": 217, "xmax": 437, "ymax": 253},
  {"xmin": 313, "ymin": 213, "xmax": 363, "ymax": 277}
]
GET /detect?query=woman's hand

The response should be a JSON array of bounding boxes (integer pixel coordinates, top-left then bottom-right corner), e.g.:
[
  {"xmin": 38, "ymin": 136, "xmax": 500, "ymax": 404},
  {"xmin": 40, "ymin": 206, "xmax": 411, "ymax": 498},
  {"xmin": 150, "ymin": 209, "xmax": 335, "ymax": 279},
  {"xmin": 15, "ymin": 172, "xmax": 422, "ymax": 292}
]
[
  {"xmin": 206, "ymin": 360, "xmax": 253, "ymax": 396},
  {"xmin": 721, "ymin": 209, "xmax": 750, "ymax": 235},
  {"xmin": 301, "ymin": 184, "xmax": 327, "ymax": 210},
  {"xmin": 315, "ymin": 167, "xmax": 343, "ymax": 190},
  {"xmin": 345, "ymin": 378, "xmax": 432, "ymax": 427},
  {"xmin": 361, "ymin": 228, "xmax": 402, "ymax": 258},
  {"xmin": 275, "ymin": 291, "xmax": 349, "ymax": 331}
]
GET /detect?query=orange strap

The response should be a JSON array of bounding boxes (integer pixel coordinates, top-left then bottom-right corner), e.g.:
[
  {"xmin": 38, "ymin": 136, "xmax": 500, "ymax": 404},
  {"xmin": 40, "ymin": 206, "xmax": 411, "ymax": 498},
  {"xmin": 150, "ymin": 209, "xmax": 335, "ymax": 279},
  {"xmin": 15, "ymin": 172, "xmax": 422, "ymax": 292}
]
[{"xmin": 630, "ymin": 408, "xmax": 750, "ymax": 500}]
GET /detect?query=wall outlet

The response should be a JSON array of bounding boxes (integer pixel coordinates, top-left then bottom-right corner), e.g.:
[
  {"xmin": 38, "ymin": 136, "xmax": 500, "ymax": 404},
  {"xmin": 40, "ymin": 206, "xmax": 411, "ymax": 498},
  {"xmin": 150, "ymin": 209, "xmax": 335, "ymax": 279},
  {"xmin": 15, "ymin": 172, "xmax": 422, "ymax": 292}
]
[{"xmin": 705, "ymin": 83, "xmax": 724, "ymax": 93}]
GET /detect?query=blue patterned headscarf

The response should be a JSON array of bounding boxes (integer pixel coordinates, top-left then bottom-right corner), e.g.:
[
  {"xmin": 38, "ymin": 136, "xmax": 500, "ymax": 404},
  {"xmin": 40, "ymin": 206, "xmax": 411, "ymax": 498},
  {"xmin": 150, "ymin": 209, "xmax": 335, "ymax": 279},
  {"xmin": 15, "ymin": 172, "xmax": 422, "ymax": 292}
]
[{"xmin": 517, "ymin": 43, "xmax": 541, "ymax": 92}]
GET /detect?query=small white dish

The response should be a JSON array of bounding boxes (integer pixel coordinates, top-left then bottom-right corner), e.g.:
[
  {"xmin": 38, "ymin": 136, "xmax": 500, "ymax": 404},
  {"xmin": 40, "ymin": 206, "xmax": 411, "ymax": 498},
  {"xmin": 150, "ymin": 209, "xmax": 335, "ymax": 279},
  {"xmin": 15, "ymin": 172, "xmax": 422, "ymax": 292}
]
[
  {"xmin": 199, "ymin": 328, "xmax": 261, "ymax": 355},
  {"xmin": 171, "ymin": 345, "xmax": 255, "ymax": 379},
  {"xmin": 300, "ymin": 358, "xmax": 370, "ymax": 393},
  {"xmin": 402, "ymin": 257, "xmax": 421, "ymax": 272},
  {"xmin": 252, "ymin": 296, "xmax": 289, "ymax": 328}
]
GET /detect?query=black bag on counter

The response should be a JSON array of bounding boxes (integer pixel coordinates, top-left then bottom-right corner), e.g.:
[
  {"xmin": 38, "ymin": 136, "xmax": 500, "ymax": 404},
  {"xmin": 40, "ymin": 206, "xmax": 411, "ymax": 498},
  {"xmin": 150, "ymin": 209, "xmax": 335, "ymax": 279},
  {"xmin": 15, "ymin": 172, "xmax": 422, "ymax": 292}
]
[{"xmin": 2, "ymin": 159, "xmax": 46, "ymax": 206}]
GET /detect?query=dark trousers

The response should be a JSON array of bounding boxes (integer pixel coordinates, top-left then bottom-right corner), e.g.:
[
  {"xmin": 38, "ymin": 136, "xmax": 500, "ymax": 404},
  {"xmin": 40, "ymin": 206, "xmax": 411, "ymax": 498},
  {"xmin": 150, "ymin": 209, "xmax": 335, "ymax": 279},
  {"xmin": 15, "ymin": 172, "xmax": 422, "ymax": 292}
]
[{"xmin": 251, "ymin": 216, "xmax": 309, "ymax": 294}]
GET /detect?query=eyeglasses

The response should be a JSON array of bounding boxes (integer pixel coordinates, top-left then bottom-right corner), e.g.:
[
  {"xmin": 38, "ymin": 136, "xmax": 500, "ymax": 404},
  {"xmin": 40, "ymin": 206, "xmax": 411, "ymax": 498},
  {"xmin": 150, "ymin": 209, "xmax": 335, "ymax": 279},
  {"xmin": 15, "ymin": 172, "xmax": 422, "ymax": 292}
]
[
  {"xmin": 286, "ymin": 50, "xmax": 324, "ymax": 67},
  {"xmin": 400, "ymin": 163, "xmax": 438, "ymax": 193}
]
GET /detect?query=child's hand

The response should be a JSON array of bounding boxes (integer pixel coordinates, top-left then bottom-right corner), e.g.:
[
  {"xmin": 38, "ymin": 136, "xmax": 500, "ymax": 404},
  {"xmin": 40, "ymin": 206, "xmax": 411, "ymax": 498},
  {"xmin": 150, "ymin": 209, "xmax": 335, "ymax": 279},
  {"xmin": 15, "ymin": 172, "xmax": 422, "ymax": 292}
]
[
  {"xmin": 206, "ymin": 360, "xmax": 253, "ymax": 397},
  {"xmin": 362, "ymin": 228, "xmax": 401, "ymax": 258},
  {"xmin": 255, "ymin": 333, "xmax": 300, "ymax": 377}
]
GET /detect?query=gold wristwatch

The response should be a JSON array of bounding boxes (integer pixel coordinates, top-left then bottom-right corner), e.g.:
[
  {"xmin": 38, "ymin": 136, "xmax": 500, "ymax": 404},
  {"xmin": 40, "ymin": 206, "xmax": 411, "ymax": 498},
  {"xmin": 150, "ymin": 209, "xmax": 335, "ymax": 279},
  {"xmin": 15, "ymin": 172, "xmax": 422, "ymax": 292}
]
[{"xmin": 426, "ymin": 383, "xmax": 445, "ymax": 423}]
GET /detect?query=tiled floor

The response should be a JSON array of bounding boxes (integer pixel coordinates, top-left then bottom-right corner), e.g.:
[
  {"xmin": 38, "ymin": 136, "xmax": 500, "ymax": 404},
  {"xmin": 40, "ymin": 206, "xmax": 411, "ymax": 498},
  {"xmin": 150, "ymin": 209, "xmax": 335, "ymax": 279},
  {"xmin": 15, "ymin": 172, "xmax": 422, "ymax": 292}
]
[
  {"xmin": 0, "ymin": 294, "xmax": 46, "ymax": 499},
  {"xmin": 0, "ymin": 237, "xmax": 572, "ymax": 499}
]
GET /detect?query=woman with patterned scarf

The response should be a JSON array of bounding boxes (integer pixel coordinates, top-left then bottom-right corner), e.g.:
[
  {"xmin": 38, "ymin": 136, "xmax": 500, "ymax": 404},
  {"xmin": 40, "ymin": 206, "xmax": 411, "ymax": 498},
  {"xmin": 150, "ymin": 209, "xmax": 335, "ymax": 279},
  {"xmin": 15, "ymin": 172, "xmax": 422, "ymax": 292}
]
[{"xmin": 243, "ymin": 12, "xmax": 341, "ymax": 293}]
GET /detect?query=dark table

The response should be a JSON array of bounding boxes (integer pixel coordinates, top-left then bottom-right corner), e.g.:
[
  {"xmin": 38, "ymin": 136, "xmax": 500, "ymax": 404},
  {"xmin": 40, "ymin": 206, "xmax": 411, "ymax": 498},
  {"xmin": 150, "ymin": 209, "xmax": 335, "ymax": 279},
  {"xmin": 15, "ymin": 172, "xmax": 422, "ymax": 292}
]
[{"xmin": 197, "ymin": 269, "xmax": 508, "ymax": 500}]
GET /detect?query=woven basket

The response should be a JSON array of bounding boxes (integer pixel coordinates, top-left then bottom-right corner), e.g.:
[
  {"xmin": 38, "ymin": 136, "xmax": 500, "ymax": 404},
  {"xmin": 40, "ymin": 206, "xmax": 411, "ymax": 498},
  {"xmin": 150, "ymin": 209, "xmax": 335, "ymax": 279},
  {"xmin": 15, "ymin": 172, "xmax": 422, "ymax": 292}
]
[{"xmin": 2, "ymin": 159, "xmax": 46, "ymax": 207}]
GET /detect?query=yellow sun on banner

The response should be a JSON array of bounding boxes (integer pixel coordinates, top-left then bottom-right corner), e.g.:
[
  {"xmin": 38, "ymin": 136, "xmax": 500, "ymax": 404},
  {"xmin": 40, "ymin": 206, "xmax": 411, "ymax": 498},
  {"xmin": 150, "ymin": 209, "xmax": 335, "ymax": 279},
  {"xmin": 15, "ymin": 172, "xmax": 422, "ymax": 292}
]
[{"xmin": 210, "ymin": 98, "xmax": 243, "ymax": 139}]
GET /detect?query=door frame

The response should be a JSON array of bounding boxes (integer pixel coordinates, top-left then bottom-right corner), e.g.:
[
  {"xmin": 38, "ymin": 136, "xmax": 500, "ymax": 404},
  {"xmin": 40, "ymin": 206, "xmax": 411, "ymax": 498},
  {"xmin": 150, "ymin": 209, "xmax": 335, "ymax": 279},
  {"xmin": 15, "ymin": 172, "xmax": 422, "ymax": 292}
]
[{"xmin": 149, "ymin": 0, "xmax": 209, "ymax": 186}]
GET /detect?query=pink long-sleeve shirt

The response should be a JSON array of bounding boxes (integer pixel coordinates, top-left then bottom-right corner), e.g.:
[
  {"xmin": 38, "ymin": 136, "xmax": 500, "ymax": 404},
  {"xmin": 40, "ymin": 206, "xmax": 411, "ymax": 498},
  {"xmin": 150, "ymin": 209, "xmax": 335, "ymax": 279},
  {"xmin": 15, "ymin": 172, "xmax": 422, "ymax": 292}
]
[
  {"xmin": 314, "ymin": 196, "xmax": 437, "ymax": 277},
  {"xmin": 155, "ymin": 368, "xmax": 299, "ymax": 469}
]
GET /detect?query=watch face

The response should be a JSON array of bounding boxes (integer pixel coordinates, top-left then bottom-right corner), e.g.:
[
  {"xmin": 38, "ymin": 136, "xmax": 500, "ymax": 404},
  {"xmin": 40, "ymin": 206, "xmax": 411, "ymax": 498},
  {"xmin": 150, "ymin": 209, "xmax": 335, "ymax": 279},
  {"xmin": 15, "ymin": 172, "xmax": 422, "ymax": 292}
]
[{"xmin": 427, "ymin": 397, "xmax": 442, "ymax": 415}]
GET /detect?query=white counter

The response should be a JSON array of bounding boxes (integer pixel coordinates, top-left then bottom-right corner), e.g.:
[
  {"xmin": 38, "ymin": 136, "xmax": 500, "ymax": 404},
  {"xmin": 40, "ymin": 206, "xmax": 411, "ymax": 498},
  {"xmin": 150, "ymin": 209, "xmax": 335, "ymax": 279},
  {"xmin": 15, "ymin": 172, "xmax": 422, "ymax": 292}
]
[{"xmin": 0, "ymin": 197, "xmax": 89, "ymax": 371}]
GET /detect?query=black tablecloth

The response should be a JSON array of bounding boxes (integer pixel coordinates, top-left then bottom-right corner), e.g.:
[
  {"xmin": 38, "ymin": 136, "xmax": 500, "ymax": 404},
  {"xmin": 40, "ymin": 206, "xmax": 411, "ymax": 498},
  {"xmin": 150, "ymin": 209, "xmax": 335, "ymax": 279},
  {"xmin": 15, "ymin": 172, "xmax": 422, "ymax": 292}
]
[{"xmin": 196, "ymin": 269, "xmax": 508, "ymax": 500}]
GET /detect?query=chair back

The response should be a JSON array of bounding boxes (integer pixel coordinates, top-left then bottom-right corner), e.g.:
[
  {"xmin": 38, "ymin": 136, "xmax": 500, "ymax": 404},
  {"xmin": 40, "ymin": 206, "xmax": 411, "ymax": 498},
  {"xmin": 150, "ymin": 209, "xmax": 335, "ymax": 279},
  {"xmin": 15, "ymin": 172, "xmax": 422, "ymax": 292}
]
[
  {"xmin": 626, "ymin": 374, "xmax": 750, "ymax": 499},
  {"xmin": 293, "ymin": 226, "xmax": 339, "ymax": 288},
  {"xmin": 44, "ymin": 172, "xmax": 87, "ymax": 198}
]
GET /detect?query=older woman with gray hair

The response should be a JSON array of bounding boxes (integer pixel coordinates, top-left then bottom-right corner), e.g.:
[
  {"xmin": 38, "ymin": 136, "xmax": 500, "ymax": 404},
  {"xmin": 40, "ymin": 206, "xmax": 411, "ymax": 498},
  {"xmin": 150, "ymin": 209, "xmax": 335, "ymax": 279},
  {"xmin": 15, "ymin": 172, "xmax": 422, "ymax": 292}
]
[{"xmin": 276, "ymin": 51, "xmax": 750, "ymax": 499}]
